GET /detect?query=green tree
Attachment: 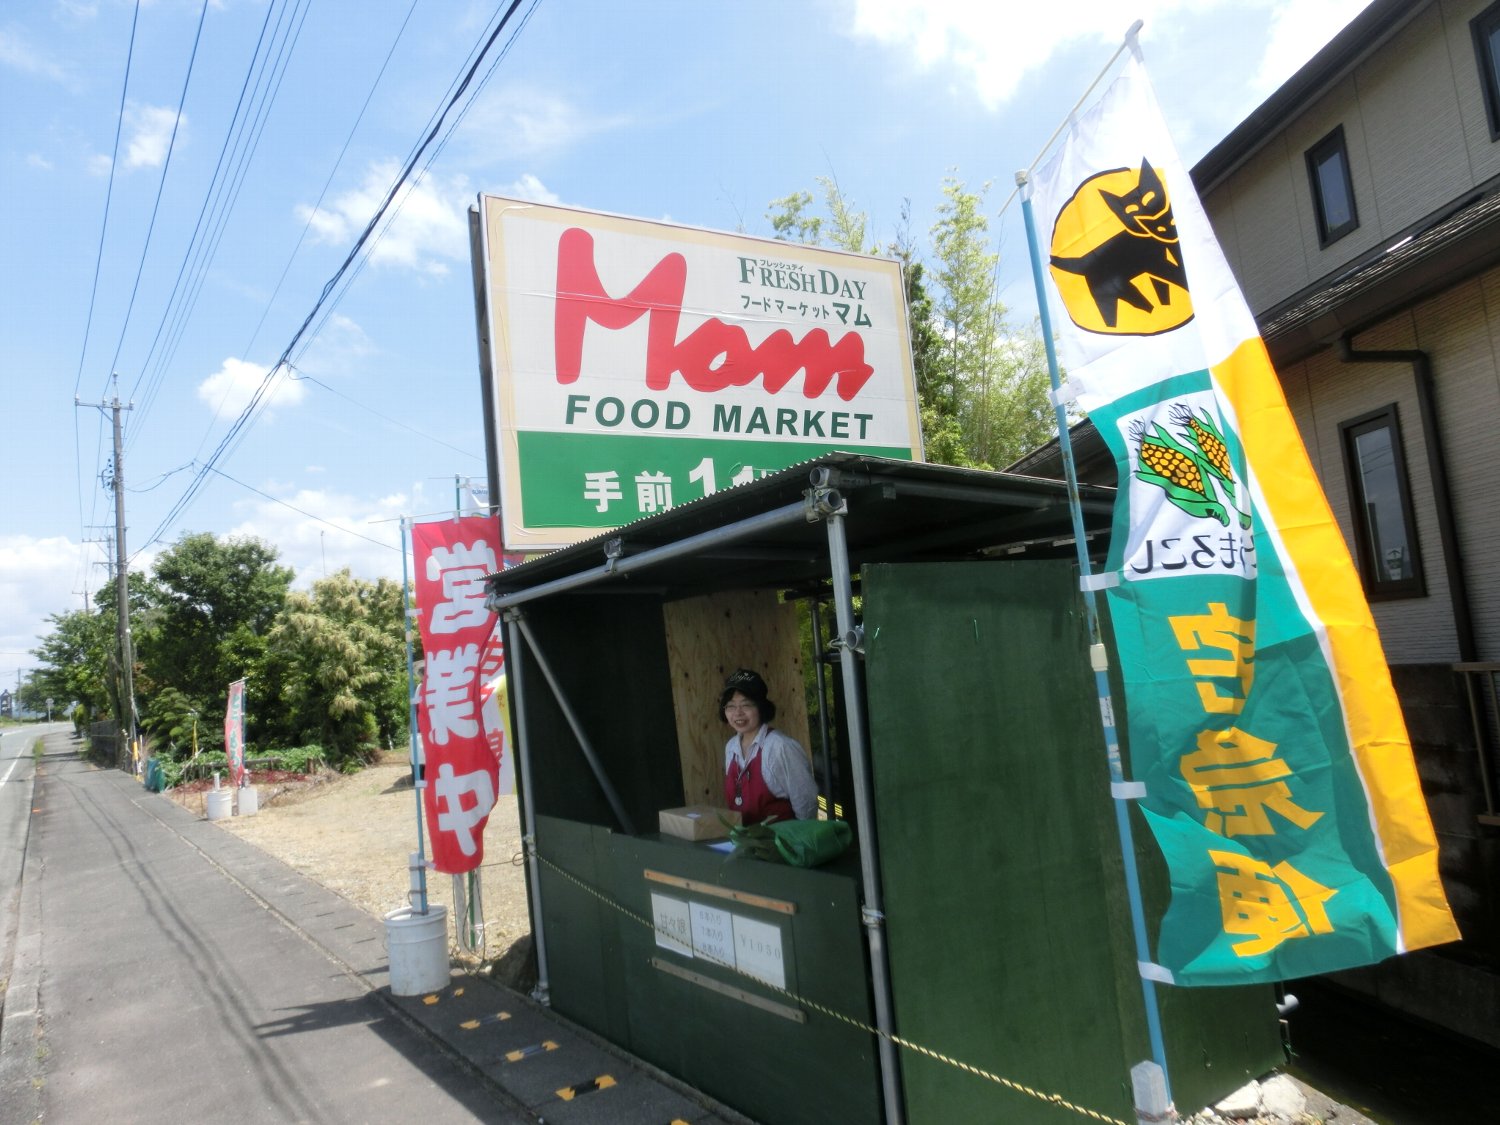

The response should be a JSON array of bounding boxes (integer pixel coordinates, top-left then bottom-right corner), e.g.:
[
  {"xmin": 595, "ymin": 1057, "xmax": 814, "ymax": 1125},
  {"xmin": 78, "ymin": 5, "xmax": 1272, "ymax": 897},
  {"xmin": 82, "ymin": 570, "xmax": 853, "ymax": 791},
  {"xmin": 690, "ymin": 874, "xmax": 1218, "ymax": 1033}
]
[
  {"xmin": 24, "ymin": 608, "xmax": 114, "ymax": 719},
  {"xmin": 767, "ymin": 174, "xmax": 1054, "ymax": 467},
  {"xmin": 135, "ymin": 532, "xmax": 293, "ymax": 748},
  {"xmin": 929, "ymin": 174, "xmax": 1055, "ymax": 468},
  {"xmin": 768, "ymin": 175, "xmax": 869, "ymax": 253},
  {"xmin": 261, "ymin": 569, "xmax": 407, "ymax": 767}
]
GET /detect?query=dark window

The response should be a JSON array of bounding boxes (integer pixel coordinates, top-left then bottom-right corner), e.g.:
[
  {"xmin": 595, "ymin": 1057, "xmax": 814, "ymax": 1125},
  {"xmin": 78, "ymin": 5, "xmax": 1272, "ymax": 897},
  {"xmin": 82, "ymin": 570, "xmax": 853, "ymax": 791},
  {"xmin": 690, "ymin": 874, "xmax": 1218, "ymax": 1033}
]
[
  {"xmin": 1472, "ymin": 1, "xmax": 1500, "ymax": 140},
  {"xmin": 1340, "ymin": 405, "xmax": 1424, "ymax": 600},
  {"xmin": 1306, "ymin": 126, "xmax": 1358, "ymax": 246}
]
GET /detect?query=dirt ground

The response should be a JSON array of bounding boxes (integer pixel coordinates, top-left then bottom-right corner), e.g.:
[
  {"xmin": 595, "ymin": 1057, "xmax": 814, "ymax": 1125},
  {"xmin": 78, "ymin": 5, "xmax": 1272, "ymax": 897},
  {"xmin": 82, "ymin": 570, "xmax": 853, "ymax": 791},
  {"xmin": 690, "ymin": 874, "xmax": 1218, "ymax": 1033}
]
[{"xmin": 169, "ymin": 755, "xmax": 531, "ymax": 966}]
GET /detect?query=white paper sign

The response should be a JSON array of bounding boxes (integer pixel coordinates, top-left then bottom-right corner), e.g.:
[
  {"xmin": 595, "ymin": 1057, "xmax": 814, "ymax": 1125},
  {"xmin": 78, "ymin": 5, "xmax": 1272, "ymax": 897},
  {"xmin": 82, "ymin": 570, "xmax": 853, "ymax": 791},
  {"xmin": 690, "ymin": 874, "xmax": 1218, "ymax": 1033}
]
[
  {"xmin": 732, "ymin": 915, "xmax": 785, "ymax": 990},
  {"xmin": 689, "ymin": 901, "xmax": 734, "ymax": 967},
  {"xmin": 651, "ymin": 893, "xmax": 692, "ymax": 957}
]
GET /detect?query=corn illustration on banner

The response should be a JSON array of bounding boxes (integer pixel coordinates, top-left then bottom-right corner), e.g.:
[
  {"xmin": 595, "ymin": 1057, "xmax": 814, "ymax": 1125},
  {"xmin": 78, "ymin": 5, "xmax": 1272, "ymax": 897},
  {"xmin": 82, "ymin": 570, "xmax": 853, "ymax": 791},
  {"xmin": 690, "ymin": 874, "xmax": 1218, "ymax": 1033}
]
[{"xmin": 1029, "ymin": 50, "xmax": 1457, "ymax": 984}]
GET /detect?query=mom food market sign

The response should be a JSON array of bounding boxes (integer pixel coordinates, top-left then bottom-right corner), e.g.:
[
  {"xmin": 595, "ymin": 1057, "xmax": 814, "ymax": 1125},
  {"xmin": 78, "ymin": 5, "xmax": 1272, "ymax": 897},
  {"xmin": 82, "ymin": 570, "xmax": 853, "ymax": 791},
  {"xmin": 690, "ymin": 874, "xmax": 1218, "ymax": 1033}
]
[{"xmin": 476, "ymin": 196, "xmax": 922, "ymax": 549}]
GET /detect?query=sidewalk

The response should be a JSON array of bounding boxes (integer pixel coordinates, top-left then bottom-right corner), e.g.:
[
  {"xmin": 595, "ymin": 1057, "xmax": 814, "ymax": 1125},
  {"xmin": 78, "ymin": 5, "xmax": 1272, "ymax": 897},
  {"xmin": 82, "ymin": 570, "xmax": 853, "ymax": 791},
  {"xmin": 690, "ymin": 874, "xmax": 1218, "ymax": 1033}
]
[{"xmin": 0, "ymin": 732, "xmax": 747, "ymax": 1125}]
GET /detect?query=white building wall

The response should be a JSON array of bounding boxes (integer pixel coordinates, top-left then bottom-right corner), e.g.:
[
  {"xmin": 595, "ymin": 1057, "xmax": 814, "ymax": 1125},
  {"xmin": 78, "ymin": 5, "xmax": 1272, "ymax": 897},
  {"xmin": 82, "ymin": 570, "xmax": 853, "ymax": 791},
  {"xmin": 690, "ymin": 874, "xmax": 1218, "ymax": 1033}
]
[
  {"xmin": 1204, "ymin": 0, "xmax": 1500, "ymax": 319},
  {"xmin": 1276, "ymin": 269, "xmax": 1500, "ymax": 664}
]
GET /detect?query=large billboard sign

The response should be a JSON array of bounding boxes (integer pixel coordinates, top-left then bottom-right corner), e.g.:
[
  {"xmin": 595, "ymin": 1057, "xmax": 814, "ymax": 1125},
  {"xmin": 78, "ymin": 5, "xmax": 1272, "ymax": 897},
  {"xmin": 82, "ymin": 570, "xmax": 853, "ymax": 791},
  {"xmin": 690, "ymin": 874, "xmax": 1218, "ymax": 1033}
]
[{"xmin": 477, "ymin": 197, "xmax": 922, "ymax": 550}]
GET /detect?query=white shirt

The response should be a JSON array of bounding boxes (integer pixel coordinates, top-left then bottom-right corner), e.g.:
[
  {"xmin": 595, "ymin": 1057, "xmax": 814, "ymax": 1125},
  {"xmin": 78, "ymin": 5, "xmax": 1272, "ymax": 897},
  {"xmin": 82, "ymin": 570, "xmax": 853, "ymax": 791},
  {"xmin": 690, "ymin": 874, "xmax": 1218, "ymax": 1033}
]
[{"xmin": 723, "ymin": 724, "xmax": 819, "ymax": 820}]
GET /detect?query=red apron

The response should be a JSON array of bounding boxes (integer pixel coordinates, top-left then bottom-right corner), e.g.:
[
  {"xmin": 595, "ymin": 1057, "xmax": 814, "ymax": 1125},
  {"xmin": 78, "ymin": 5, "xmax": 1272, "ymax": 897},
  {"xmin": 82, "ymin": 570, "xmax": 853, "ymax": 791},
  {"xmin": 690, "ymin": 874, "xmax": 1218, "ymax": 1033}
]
[{"xmin": 726, "ymin": 749, "xmax": 794, "ymax": 826}]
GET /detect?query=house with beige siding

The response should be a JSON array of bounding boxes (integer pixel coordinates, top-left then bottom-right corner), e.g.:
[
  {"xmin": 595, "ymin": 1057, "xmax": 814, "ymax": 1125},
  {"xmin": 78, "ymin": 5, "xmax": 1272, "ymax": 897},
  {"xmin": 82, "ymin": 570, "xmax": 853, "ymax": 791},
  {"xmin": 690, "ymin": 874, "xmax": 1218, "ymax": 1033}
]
[{"xmin": 1015, "ymin": 0, "xmax": 1500, "ymax": 1050}]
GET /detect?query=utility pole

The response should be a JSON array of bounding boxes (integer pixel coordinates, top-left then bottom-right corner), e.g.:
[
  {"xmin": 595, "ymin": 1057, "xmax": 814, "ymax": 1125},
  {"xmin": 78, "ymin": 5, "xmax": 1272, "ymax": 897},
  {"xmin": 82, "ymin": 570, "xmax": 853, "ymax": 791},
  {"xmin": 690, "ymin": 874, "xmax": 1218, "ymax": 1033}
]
[{"xmin": 80, "ymin": 384, "xmax": 137, "ymax": 770}]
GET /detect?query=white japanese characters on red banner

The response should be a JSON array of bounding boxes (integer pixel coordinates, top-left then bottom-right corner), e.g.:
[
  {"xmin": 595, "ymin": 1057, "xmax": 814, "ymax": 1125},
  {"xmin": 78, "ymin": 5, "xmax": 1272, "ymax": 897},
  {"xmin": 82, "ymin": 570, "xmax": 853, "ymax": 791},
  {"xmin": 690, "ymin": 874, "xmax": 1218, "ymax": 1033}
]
[
  {"xmin": 224, "ymin": 679, "xmax": 246, "ymax": 788},
  {"xmin": 412, "ymin": 516, "xmax": 513, "ymax": 874}
]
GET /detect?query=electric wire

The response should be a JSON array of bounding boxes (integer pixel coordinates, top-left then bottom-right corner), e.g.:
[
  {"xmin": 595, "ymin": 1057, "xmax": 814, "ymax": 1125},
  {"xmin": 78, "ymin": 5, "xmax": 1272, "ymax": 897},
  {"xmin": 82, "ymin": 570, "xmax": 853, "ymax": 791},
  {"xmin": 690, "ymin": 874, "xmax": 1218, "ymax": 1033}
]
[
  {"xmin": 123, "ymin": 0, "xmax": 284, "ymax": 421},
  {"xmin": 237, "ymin": 0, "xmax": 421, "ymax": 366},
  {"xmin": 99, "ymin": 0, "xmax": 210, "ymax": 402},
  {"xmin": 286, "ymin": 0, "xmax": 542, "ymax": 374},
  {"xmin": 199, "ymin": 464, "xmax": 399, "ymax": 552},
  {"xmin": 146, "ymin": 0, "xmax": 312, "ymax": 434},
  {"xmin": 133, "ymin": 0, "xmax": 312, "ymax": 444},
  {"xmin": 288, "ymin": 0, "xmax": 540, "ymax": 368},
  {"xmin": 137, "ymin": 0, "xmax": 530, "ymax": 557},
  {"xmin": 233, "ymin": 0, "xmax": 531, "ymax": 479},
  {"xmin": 286, "ymin": 367, "xmax": 482, "ymax": 461},
  {"xmin": 73, "ymin": 0, "xmax": 141, "ymax": 585}
]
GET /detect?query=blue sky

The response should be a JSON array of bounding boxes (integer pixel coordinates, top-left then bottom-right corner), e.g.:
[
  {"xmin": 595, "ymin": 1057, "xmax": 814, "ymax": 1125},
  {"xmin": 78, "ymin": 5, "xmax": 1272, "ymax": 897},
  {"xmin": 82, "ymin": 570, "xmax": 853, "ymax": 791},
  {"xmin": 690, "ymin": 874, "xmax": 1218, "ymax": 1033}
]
[{"xmin": 0, "ymin": 0, "xmax": 1368, "ymax": 693}]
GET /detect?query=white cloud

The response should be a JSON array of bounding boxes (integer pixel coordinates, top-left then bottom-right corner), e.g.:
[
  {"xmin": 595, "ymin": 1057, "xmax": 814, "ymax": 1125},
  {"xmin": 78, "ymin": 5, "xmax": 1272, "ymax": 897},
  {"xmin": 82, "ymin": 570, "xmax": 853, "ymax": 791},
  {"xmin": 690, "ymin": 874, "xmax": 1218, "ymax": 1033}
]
[
  {"xmin": 294, "ymin": 313, "xmax": 376, "ymax": 378},
  {"xmin": 296, "ymin": 161, "xmax": 469, "ymax": 276},
  {"xmin": 0, "ymin": 29, "xmax": 69, "ymax": 82},
  {"xmin": 124, "ymin": 103, "xmax": 184, "ymax": 169},
  {"xmin": 847, "ymin": 0, "xmax": 1369, "ymax": 111},
  {"xmin": 26, "ymin": 153, "xmax": 53, "ymax": 171},
  {"xmin": 0, "ymin": 535, "xmax": 93, "ymax": 691},
  {"xmin": 87, "ymin": 152, "xmax": 112, "ymax": 176},
  {"xmin": 197, "ymin": 357, "xmax": 308, "ymax": 420},
  {"xmin": 219, "ymin": 481, "xmax": 432, "ymax": 590},
  {"xmin": 1253, "ymin": 0, "xmax": 1372, "ymax": 98},
  {"xmin": 499, "ymin": 173, "xmax": 560, "ymax": 205},
  {"xmin": 456, "ymin": 84, "xmax": 630, "ymax": 161}
]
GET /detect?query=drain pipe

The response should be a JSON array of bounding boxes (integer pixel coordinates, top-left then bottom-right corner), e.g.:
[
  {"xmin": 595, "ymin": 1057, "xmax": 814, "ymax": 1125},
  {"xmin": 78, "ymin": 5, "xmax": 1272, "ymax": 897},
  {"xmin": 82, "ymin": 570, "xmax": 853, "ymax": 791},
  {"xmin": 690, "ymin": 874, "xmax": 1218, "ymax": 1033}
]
[{"xmin": 1335, "ymin": 335, "xmax": 1476, "ymax": 661}]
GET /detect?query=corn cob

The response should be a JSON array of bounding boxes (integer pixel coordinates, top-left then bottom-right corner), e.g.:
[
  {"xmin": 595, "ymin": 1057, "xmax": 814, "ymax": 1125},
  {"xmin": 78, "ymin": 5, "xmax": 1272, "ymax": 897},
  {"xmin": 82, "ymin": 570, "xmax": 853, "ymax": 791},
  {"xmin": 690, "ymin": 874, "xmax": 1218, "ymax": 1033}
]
[{"xmin": 1138, "ymin": 436, "xmax": 1205, "ymax": 494}]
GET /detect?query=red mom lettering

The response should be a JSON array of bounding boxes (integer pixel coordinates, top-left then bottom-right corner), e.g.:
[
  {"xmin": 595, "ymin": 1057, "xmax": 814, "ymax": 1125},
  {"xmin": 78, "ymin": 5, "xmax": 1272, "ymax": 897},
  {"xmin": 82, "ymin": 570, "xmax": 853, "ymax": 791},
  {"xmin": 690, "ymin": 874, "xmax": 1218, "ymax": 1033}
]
[{"xmin": 553, "ymin": 227, "xmax": 873, "ymax": 402}]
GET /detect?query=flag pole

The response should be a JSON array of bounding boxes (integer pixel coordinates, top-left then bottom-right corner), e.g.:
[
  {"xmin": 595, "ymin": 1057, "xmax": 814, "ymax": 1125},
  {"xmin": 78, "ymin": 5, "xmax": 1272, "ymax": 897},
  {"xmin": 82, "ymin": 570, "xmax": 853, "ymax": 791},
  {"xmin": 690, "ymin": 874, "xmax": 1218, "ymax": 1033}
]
[
  {"xmin": 400, "ymin": 516, "xmax": 431, "ymax": 915},
  {"xmin": 1016, "ymin": 169, "xmax": 1174, "ymax": 1110}
]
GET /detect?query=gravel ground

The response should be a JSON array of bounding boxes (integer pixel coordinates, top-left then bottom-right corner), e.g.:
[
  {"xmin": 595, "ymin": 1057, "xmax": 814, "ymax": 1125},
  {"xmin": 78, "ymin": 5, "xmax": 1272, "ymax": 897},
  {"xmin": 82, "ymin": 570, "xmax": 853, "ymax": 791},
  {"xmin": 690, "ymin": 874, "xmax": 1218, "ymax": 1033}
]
[{"xmin": 170, "ymin": 757, "xmax": 531, "ymax": 966}]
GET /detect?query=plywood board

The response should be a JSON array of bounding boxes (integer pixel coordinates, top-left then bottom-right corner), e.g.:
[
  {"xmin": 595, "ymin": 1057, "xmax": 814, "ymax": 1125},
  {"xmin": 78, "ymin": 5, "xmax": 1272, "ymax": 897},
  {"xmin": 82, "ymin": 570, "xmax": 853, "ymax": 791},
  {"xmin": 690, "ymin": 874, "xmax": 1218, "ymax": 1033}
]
[{"xmin": 663, "ymin": 590, "xmax": 810, "ymax": 807}]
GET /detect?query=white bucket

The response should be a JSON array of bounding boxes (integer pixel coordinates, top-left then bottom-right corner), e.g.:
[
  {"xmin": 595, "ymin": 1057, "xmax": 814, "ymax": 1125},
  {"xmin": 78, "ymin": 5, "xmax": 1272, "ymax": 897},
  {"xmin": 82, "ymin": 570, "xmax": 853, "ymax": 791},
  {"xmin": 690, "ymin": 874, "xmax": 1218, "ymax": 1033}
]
[
  {"xmin": 383, "ymin": 904, "xmax": 449, "ymax": 995},
  {"xmin": 205, "ymin": 788, "xmax": 233, "ymax": 821},
  {"xmin": 237, "ymin": 786, "xmax": 259, "ymax": 816}
]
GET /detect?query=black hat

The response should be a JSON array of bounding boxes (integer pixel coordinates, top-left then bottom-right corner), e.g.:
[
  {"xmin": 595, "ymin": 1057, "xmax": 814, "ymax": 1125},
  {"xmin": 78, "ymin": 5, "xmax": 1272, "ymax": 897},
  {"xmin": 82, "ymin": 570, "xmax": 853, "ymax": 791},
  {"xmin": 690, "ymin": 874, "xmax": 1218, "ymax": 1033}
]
[{"xmin": 718, "ymin": 668, "xmax": 776, "ymax": 721}]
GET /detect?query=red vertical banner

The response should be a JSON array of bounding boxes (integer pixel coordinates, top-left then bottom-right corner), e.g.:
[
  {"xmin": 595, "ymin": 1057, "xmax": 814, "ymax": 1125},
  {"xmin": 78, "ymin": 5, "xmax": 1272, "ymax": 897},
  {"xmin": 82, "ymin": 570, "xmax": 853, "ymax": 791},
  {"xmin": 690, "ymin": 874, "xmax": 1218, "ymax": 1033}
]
[
  {"xmin": 412, "ymin": 516, "xmax": 506, "ymax": 874},
  {"xmin": 224, "ymin": 679, "xmax": 246, "ymax": 787}
]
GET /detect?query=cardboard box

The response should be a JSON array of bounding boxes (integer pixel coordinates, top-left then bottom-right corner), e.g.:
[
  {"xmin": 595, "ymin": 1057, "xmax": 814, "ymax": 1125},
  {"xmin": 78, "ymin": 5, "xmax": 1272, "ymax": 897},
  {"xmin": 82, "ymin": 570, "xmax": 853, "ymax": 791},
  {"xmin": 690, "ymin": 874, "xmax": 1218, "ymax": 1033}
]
[{"xmin": 658, "ymin": 805, "xmax": 740, "ymax": 841}]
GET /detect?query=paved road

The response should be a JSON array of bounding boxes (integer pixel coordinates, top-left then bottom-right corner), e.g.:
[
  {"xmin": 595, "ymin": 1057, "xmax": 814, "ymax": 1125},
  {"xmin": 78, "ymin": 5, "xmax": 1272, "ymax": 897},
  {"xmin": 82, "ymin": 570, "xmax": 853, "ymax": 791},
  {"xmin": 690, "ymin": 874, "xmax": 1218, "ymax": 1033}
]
[
  {"xmin": 0, "ymin": 724, "xmax": 70, "ymax": 999},
  {"xmin": 0, "ymin": 733, "xmax": 742, "ymax": 1125}
]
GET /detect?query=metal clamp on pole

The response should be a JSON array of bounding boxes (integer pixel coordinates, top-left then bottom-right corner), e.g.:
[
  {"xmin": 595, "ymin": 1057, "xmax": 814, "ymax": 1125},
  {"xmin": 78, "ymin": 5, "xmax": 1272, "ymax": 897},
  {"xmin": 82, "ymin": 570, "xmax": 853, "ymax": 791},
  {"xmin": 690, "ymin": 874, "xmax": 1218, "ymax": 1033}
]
[{"xmin": 806, "ymin": 485, "xmax": 847, "ymax": 521}]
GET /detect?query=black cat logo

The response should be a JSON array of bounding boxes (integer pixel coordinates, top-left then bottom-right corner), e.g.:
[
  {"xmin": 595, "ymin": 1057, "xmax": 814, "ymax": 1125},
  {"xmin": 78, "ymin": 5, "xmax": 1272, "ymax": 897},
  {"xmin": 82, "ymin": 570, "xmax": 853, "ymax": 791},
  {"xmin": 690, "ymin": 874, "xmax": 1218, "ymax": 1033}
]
[{"xmin": 1048, "ymin": 157, "xmax": 1193, "ymax": 336}]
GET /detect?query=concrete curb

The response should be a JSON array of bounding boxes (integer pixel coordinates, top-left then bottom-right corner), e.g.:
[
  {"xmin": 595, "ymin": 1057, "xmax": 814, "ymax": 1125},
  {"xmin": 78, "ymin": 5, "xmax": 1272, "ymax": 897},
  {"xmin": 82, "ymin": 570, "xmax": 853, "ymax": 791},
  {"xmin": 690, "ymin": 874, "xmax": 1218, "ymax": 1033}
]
[{"xmin": 0, "ymin": 754, "xmax": 44, "ymax": 1125}]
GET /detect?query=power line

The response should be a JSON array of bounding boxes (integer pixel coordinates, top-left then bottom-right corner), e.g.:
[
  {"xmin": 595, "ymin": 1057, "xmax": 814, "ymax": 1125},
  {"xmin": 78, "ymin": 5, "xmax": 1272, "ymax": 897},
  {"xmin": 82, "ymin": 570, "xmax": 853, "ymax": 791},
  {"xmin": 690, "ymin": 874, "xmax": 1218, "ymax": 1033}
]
[
  {"xmin": 73, "ymin": 1, "xmax": 141, "ymax": 557},
  {"xmin": 137, "ymin": 0, "xmax": 531, "ymax": 557},
  {"xmin": 134, "ymin": 0, "xmax": 315, "ymax": 445},
  {"xmin": 99, "ymin": 0, "xmax": 210, "ymax": 402},
  {"xmin": 124, "ymin": 0, "xmax": 287, "ymax": 424},
  {"xmin": 200, "ymin": 464, "xmax": 399, "ymax": 552},
  {"xmin": 237, "ymin": 0, "xmax": 421, "ymax": 365},
  {"xmin": 287, "ymin": 367, "xmax": 482, "ymax": 461}
]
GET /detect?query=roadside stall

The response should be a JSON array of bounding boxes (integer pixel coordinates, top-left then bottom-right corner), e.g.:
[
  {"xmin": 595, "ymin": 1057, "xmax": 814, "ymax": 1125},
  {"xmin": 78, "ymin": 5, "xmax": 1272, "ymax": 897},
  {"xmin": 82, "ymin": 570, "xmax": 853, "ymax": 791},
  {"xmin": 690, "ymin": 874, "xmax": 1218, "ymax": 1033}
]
[{"xmin": 483, "ymin": 452, "xmax": 1283, "ymax": 1125}]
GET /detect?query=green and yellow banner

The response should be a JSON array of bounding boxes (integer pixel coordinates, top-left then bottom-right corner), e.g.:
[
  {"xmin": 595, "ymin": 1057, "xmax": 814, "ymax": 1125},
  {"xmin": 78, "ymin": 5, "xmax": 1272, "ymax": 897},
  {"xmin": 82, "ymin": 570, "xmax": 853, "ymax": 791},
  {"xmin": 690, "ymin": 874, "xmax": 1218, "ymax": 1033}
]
[{"xmin": 1030, "ymin": 52, "xmax": 1457, "ymax": 984}]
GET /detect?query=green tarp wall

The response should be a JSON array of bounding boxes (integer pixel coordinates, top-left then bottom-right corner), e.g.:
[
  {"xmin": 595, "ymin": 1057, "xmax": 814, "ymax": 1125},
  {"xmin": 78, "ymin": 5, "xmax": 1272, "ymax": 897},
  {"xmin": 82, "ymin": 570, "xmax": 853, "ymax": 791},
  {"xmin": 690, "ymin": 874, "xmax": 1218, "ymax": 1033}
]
[{"xmin": 863, "ymin": 560, "xmax": 1284, "ymax": 1123}]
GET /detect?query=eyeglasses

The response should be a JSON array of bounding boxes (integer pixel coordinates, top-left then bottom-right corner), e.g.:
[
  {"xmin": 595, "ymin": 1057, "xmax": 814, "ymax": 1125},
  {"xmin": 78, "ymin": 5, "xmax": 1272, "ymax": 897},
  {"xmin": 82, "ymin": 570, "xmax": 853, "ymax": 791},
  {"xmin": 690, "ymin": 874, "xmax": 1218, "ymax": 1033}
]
[{"xmin": 723, "ymin": 702, "xmax": 758, "ymax": 714}]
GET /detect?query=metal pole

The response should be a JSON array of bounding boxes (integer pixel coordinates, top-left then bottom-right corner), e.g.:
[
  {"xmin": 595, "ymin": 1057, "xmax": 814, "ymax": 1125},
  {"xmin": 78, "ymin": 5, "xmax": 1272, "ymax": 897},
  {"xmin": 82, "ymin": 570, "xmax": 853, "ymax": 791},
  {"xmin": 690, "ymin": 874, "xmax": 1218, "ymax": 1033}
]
[
  {"xmin": 505, "ymin": 611, "xmax": 551, "ymax": 1004},
  {"xmin": 512, "ymin": 616, "xmax": 636, "ymax": 835},
  {"xmin": 808, "ymin": 595, "xmax": 835, "ymax": 814},
  {"xmin": 1018, "ymin": 170, "xmax": 1173, "ymax": 1102},
  {"xmin": 106, "ymin": 385, "xmax": 139, "ymax": 771},
  {"xmin": 400, "ymin": 518, "xmax": 430, "ymax": 914},
  {"xmin": 819, "ymin": 494, "xmax": 905, "ymax": 1125},
  {"xmin": 487, "ymin": 500, "xmax": 810, "ymax": 613}
]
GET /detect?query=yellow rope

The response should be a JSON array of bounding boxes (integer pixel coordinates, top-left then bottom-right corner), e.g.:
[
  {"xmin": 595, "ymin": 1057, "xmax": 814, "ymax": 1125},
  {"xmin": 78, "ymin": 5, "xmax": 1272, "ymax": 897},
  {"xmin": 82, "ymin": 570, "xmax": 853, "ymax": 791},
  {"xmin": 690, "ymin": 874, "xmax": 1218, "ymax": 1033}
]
[{"xmin": 534, "ymin": 850, "xmax": 1132, "ymax": 1125}]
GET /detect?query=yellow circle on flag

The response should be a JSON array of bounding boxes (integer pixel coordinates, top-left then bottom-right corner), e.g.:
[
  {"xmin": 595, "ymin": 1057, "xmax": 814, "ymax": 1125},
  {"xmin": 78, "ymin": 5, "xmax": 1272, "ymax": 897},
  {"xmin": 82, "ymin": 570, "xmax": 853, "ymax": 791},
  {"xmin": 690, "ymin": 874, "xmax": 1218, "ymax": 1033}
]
[{"xmin": 1047, "ymin": 162, "xmax": 1193, "ymax": 337}]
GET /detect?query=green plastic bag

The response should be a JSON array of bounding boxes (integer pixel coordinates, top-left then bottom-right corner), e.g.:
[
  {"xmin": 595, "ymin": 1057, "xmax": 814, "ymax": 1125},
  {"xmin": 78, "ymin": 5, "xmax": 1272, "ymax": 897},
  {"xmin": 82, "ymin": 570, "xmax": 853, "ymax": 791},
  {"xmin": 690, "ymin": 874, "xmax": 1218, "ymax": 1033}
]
[{"xmin": 770, "ymin": 818, "xmax": 853, "ymax": 867}]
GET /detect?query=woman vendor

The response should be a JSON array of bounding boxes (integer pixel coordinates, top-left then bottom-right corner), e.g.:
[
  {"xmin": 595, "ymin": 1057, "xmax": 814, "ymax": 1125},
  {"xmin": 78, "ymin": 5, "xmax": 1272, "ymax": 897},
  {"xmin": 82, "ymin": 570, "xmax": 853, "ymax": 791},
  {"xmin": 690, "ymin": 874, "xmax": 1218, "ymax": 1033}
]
[{"xmin": 720, "ymin": 668, "xmax": 818, "ymax": 825}]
